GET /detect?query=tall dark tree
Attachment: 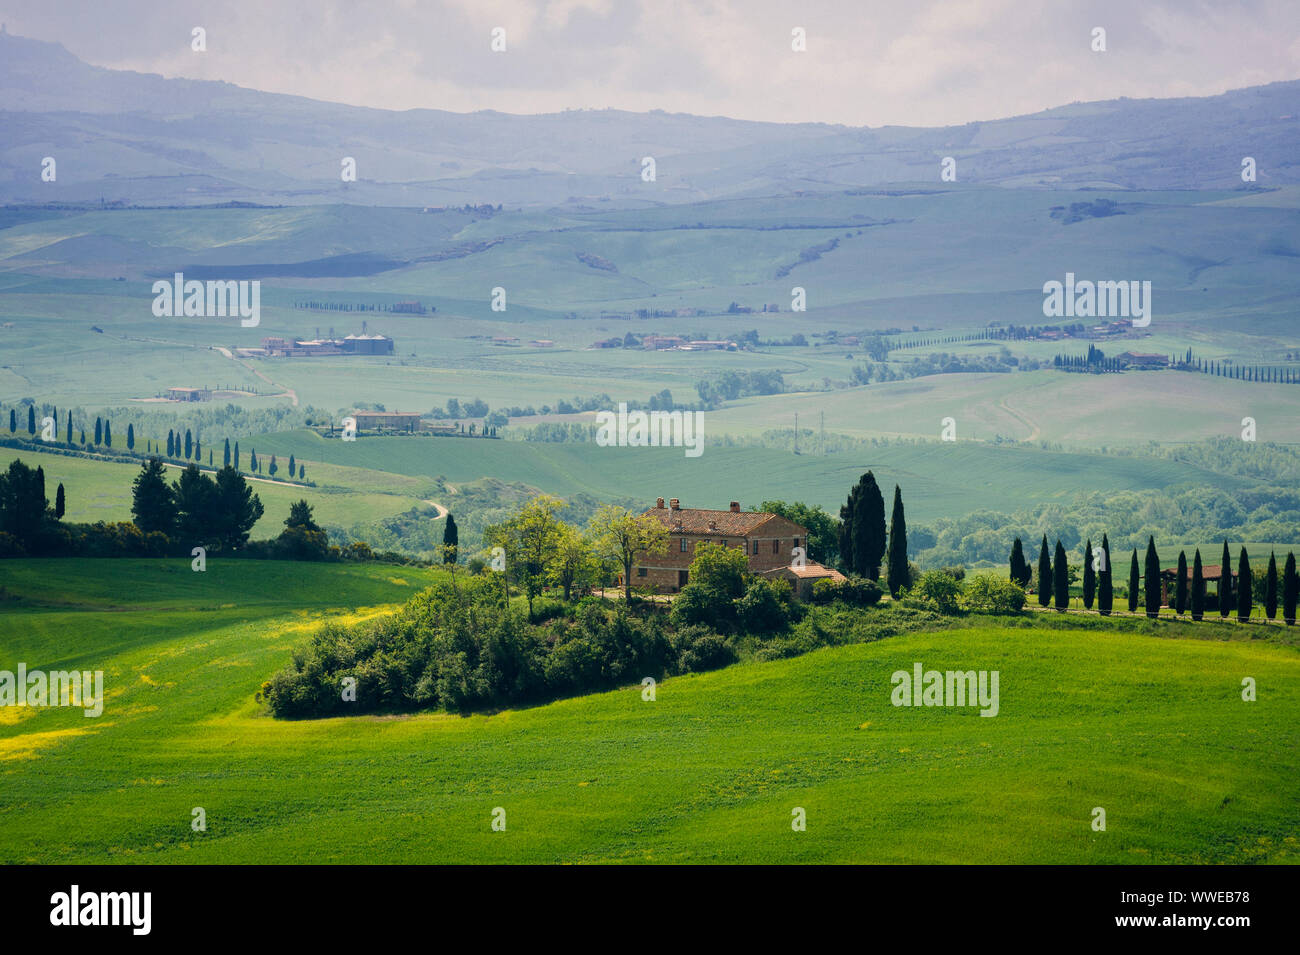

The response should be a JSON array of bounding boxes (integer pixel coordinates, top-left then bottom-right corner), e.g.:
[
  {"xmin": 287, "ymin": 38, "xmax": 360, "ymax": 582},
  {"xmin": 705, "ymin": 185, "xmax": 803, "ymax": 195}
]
[
  {"xmin": 288, "ymin": 454, "xmax": 297, "ymax": 481},
  {"xmin": 94, "ymin": 417, "xmax": 102, "ymax": 445},
  {"xmin": 1143, "ymin": 536, "xmax": 1161, "ymax": 619},
  {"xmin": 27, "ymin": 405, "xmax": 36, "ymax": 435},
  {"xmin": 223, "ymin": 438, "xmax": 232, "ymax": 468},
  {"xmin": 268, "ymin": 455, "xmax": 278, "ymax": 477},
  {"xmin": 184, "ymin": 429, "xmax": 193, "ymax": 460},
  {"xmin": 212, "ymin": 466, "xmax": 264, "ymax": 551},
  {"xmin": 856, "ymin": 472, "xmax": 886, "ymax": 580},
  {"xmin": 194, "ymin": 437, "xmax": 201, "ymax": 461},
  {"xmin": 1237, "ymin": 547, "xmax": 1252, "ymax": 622},
  {"xmin": 79, "ymin": 429, "xmax": 85, "ymax": 445},
  {"xmin": 285, "ymin": 500, "xmax": 320, "ymax": 531},
  {"xmin": 1284, "ymin": 552, "xmax": 1298, "ymax": 626},
  {"xmin": 0, "ymin": 458, "xmax": 49, "ymax": 548},
  {"xmin": 1174, "ymin": 551, "xmax": 1188, "ymax": 615},
  {"xmin": 1191, "ymin": 549, "xmax": 1205, "ymax": 621},
  {"xmin": 166, "ymin": 431, "xmax": 175, "ymax": 457},
  {"xmin": 443, "ymin": 513, "xmax": 459, "ymax": 564},
  {"xmin": 130, "ymin": 458, "xmax": 176, "ymax": 535},
  {"xmin": 1127, "ymin": 550, "xmax": 1140, "ymax": 613},
  {"xmin": 103, "ymin": 420, "xmax": 112, "ymax": 448},
  {"xmin": 886, "ymin": 484, "xmax": 909, "ymax": 597},
  {"xmin": 126, "ymin": 423, "xmax": 135, "ymax": 451},
  {"xmin": 1265, "ymin": 552, "xmax": 1278, "ymax": 620},
  {"xmin": 54, "ymin": 482, "xmax": 65, "ymax": 520},
  {"xmin": 1082, "ymin": 538, "xmax": 1096, "ymax": 609},
  {"xmin": 1037, "ymin": 535, "xmax": 1052, "ymax": 607},
  {"xmin": 233, "ymin": 441, "xmax": 240, "ymax": 470},
  {"xmin": 7, "ymin": 408, "xmax": 14, "ymax": 433},
  {"xmin": 1053, "ymin": 539, "xmax": 1068, "ymax": 611},
  {"xmin": 250, "ymin": 449, "xmax": 259, "ymax": 473},
  {"xmin": 1009, "ymin": 537, "xmax": 1029, "ymax": 587},
  {"xmin": 1219, "ymin": 540, "xmax": 1233, "ymax": 618},
  {"xmin": 1098, "ymin": 534, "xmax": 1114, "ymax": 616},
  {"xmin": 173, "ymin": 464, "xmax": 218, "ymax": 547},
  {"xmin": 65, "ymin": 411, "xmax": 72, "ymax": 445}
]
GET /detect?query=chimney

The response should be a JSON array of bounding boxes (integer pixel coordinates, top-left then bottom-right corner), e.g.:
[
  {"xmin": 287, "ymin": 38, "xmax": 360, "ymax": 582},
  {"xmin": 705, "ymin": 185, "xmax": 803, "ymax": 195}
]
[
  {"xmin": 669, "ymin": 498, "xmax": 680, "ymax": 510},
  {"xmin": 729, "ymin": 501, "xmax": 740, "ymax": 513},
  {"xmin": 656, "ymin": 497, "xmax": 665, "ymax": 508},
  {"xmin": 707, "ymin": 519, "xmax": 717, "ymax": 531}
]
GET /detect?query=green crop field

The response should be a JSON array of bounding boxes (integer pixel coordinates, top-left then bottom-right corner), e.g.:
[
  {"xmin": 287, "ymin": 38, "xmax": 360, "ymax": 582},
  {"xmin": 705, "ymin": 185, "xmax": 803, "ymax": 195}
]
[{"xmin": 0, "ymin": 559, "xmax": 1296, "ymax": 864}]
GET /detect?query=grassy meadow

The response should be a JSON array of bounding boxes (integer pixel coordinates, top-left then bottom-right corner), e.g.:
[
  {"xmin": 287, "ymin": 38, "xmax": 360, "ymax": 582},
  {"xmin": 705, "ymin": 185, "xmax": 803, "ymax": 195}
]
[{"xmin": 0, "ymin": 559, "xmax": 1296, "ymax": 864}]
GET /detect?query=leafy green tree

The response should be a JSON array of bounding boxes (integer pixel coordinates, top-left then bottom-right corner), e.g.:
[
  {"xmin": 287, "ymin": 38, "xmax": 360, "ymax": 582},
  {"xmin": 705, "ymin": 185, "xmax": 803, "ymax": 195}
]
[
  {"xmin": 442, "ymin": 512, "xmax": 459, "ymax": 564},
  {"xmin": 886, "ymin": 484, "xmax": 909, "ymax": 596},
  {"xmin": 286, "ymin": 500, "xmax": 320, "ymax": 532},
  {"xmin": 1037, "ymin": 535, "xmax": 1051, "ymax": 607},
  {"xmin": 1284, "ymin": 552, "xmax": 1298, "ymax": 626},
  {"xmin": 1053, "ymin": 539, "xmax": 1068, "ymax": 610},
  {"xmin": 1175, "ymin": 551, "xmax": 1188, "ymax": 615},
  {"xmin": 131, "ymin": 458, "xmax": 176, "ymax": 536},
  {"xmin": 1191, "ymin": 549, "xmax": 1205, "ymax": 621},
  {"xmin": 1098, "ymin": 534, "xmax": 1113, "ymax": 616},
  {"xmin": 670, "ymin": 541, "xmax": 751, "ymax": 630},
  {"xmin": 485, "ymin": 494, "xmax": 567, "ymax": 614},
  {"xmin": 914, "ymin": 569, "xmax": 964, "ymax": 614},
  {"xmin": 587, "ymin": 504, "xmax": 670, "ymax": 602},
  {"xmin": 551, "ymin": 522, "xmax": 599, "ymax": 601},
  {"xmin": 1237, "ymin": 547, "xmax": 1252, "ymax": 622},
  {"xmin": 755, "ymin": 500, "xmax": 839, "ymax": 566},
  {"xmin": 1265, "ymin": 552, "xmax": 1278, "ymax": 620},
  {"xmin": 1082, "ymin": 538, "xmax": 1096, "ymax": 609},
  {"xmin": 1127, "ymin": 550, "xmax": 1140, "ymax": 613},
  {"xmin": 1219, "ymin": 540, "xmax": 1233, "ymax": 618}
]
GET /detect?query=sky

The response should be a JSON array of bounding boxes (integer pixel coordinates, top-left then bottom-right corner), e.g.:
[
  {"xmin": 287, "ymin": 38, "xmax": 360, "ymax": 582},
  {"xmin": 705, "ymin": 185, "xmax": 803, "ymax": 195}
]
[{"xmin": 2, "ymin": 0, "xmax": 1298, "ymax": 126}]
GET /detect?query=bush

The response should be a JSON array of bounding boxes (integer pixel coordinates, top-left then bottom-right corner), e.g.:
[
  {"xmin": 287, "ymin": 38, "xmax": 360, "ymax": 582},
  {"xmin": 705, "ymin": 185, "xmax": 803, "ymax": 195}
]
[
  {"xmin": 962, "ymin": 575, "xmax": 1027, "ymax": 614},
  {"xmin": 909, "ymin": 570, "xmax": 964, "ymax": 614},
  {"xmin": 736, "ymin": 577, "xmax": 790, "ymax": 634},
  {"xmin": 811, "ymin": 576, "xmax": 882, "ymax": 607}
]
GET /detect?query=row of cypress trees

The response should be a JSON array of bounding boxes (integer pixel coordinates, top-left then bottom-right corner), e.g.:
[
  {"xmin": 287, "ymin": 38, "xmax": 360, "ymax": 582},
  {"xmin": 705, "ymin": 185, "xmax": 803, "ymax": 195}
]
[
  {"xmin": 1010, "ymin": 535, "xmax": 1299, "ymax": 623},
  {"xmin": 838, "ymin": 470, "xmax": 910, "ymax": 596}
]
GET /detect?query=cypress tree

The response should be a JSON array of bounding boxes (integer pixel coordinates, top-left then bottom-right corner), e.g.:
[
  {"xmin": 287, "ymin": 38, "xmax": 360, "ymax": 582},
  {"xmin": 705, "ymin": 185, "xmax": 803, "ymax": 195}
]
[
  {"xmin": 1237, "ymin": 547, "xmax": 1252, "ymax": 622},
  {"xmin": 886, "ymin": 484, "xmax": 909, "ymax": 596},
  {"xmin": 66, "ymin": 411, "xmax": 72, "ymax": 445},
  {"xmin": 250, "ymin": 449, "xmax": 258, "ymax": 472},
  {"xmin": 1053, "ymin": 539, "xmax": 1068, "ymax": 611},
  {"xmin": 269, "ymin": 455, "xmax": 278, "ymax": 477},
  {"xmin": 443, "ymin": 513, "xmax": 459, "ymax": 564},
  {"xmin": 1127, "ymin": 550, "xmax": 1140, "ymax": 613},
  {"xmin": 856, "ymin": 472, "xmax": 886, "ymax": 580},
  {"xmin": 94, "ymin": 417, "xmax": 102, "ymax": 444},
  {"xmin": 27, "ymin": 405, "xmax": 36, "ymax": 435},
  {"xmin": 1098, "ymin": 534, "xmax": 1113, "ymax": 615},
  {"xmin": 55, "ymin": 483, "xmax": 65, "ymax": 520},
  {"xmin": 1265, "ymin": 552, "xmax": 1278, "ymax": 620},
  {"xmin": 234, "ymin": 442, "xmax": 240, "ymax": 470},
  {"xmin": 185, "ymin": 430, "xmax": 193, "ymax": 460},
  {"xmin": 1009, "ymin": 537, "xmax": 1029, "ymax": 587},
  {"xmin": 224, "ymin": 438, "xmax": 231, "ymax": 468},
  {"xmin": 1219, "ymin": 540, "xmax": 1233, "ymax": 617},
  {"xmin": 79, "ymin": 429, "xmax": 85, "ymax": 445},
  {"xmin": 167, "ymin": 431, "xmax": 175, "ymax": 457},
  {"xmin": 104, "ymin": 420, "xmax": 112, "ymax": 448},
  {"xmin": 1082, "ymin": 538, "xmax": 1096, "ymax": 609},
  {"xmin": 289, "ymin": 454, "xmax": 297, "ymax": 481},
  {"xmin": 127, "ymin": 423, "xmax": 135, "ymax": 450},
  {"xmin": 1191, "ymin": 549, "xmax": 1205, "ymax": 621},
  {"xmin": 1143, "ymin": 536, "xmax": 1161, "ymax": 619},
  {"xmin": 8, "ymin": 408, "xmax": 14, "ymax": 433},
  {"xmin": 1037, "ymin": 535, "xmax": 1052, "ymax": 607},
  {"xmin": 1284, "ymin": 552, "xmax": 1298, "ymax": 626},
  {"xmin": 1175, "ymin": 550, "xmax": 1188, "ymax": 615}
]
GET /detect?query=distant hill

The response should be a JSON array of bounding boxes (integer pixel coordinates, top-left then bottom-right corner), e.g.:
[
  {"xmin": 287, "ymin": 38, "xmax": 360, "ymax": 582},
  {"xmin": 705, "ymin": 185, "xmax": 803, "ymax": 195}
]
[{"xmin": 1, "ymin": 29, "xmax": 1297, "ymax": 207}]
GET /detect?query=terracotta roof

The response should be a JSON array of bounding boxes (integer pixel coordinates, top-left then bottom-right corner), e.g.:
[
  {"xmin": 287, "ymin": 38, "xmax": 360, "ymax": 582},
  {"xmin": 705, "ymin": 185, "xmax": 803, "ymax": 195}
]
[
  {"xmin": 763, "ymin": 562, "xmax": 846, "ymax": 580},
  {"xmin": 1160, "ymin": 564, "xmax": 1229, "ymax": 580},
  {"xmin": 644, "ymin": 506, "xmax": 778, "ymax": 536}
]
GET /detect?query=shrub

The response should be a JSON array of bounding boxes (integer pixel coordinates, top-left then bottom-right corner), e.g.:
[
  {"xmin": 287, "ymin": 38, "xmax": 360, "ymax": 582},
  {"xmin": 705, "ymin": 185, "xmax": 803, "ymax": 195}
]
[
  {"xmin": 736, "ymin": 577, "xmax": 790, "ymax": 634},
  {"xmin": 909, "ymin": 570, "xmax": 964, "ymax": 614},
  {"xmin": 962, "ymin": 575, "xmax": 1027, "ymax": 614},
  {"xmin": 811, "ymin": 576, "xmax": 882, "ymax": 607}
]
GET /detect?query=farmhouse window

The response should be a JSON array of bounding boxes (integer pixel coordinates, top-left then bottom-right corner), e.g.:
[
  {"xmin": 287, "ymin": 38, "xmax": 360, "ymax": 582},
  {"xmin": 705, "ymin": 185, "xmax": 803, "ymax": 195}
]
[
  {"xmin": 680, "ymin": 538, "xmax": 688, "ymax": 552},
  {"xmin": 637, "ymin": 567, "xmax": 647, "ymax": 577},
  {"xmin": 772, "ymin": 539, "xmax": 779, "ymax": 555}
]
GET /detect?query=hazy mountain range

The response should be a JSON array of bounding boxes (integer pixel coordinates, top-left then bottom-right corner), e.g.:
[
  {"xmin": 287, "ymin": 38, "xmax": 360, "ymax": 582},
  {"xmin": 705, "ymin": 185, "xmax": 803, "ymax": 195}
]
[{"xmin": 1, "ymin": 28, "xmax": 1298, "ymax": 208}]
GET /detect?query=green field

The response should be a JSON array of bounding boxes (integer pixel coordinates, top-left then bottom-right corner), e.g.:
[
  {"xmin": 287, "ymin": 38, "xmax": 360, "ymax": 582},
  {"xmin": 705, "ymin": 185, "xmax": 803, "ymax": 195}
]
[{"xmin": 1, "ymin": 560, "xmax": 1296, "ymax": 864}]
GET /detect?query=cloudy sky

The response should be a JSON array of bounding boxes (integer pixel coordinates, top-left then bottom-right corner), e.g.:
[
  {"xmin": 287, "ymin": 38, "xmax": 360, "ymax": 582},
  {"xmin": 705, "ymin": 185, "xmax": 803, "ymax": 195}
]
[{"xmin": 3, "ymin": 0, "xmax": 1298, "ymax": 126}]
